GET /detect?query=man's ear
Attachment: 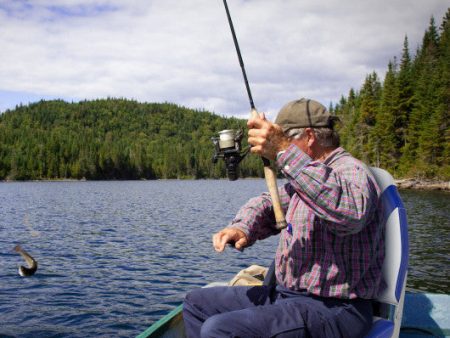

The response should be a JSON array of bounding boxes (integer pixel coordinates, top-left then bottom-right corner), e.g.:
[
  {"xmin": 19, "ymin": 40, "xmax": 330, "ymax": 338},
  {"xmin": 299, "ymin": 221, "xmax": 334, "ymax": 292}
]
[{"xmin": 305, "ymin": 128, "xmax": 316, "ymax": 147}]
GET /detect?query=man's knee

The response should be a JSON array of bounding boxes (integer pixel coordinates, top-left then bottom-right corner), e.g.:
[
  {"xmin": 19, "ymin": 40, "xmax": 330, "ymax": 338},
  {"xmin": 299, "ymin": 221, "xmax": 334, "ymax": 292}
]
[
  {"xmin": 184, "ymin": 289, "xmax": 199, "ymax": 305},
  {"xmin": 184, "ymin": 288, "xmax": 202, "ymax": 304},
  {"xmin": 183, "ymin": 288, "xmax": 205, "ymax": 311},
  {"xmin": 200, "ymin": 314, "xmax": 231, "ymax": 338}
]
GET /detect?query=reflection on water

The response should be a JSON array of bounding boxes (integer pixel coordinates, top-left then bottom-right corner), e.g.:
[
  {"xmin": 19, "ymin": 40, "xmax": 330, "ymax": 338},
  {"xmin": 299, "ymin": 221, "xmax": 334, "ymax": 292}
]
[
  {"xmin": 399, "ymin": 189, "xmax": 450, "ymax": 293},
  {"xmin": 0, "ymin": 181, "xmax": 448, "ymax": 337}
]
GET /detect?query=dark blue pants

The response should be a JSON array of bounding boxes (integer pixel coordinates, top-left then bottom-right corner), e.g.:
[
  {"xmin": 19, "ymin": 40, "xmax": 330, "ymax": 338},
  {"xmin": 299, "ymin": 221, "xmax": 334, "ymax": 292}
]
[{"xmin": 183, "ymin": 285, "xmax": 373, "ymax": 338}]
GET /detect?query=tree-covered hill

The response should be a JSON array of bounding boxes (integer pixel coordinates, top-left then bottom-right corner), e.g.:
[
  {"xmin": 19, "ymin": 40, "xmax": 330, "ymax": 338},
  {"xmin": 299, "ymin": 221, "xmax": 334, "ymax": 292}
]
[
  {"xmin": 0, "ymin": 99, "xmax": 263, "ymax": 180},
  {"xmin": 1, "ymin": 9, "xmax": 448, "ymax": 181},
  {"xmin": 332, "ymin": 9, "xmax": 449, "ymax": 180}
]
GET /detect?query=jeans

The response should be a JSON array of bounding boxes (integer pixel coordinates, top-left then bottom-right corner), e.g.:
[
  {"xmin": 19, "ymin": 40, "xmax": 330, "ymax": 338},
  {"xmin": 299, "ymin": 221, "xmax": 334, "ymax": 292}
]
[{"xmin": 183, "ymin": 285, "xmax": 372, "ymax": 338}]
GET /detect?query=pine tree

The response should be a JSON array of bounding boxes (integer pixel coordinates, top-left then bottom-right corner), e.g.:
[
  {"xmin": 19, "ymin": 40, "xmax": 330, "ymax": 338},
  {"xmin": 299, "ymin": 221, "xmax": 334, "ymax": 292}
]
[
  {"xmin": 396, "ymin": 36, "xmax": 414, "ymax": 152},
  {"xmin": 335, "ymin": 89, "xmax": 360, "ymax": 154},
  {"xmin": 401, "ymin": 17, "xmax": 441, "ymax": 176},
  {"xmin": 435, "ymin": 9, "xmax": 450, "ymax": 179},
  {"xmin": 371, "ymin": 61, "xmax": 398, "ymax": 170},
  {"xmin": 357, "ymin": 72, "xmax": 382, "ymax": 162}
]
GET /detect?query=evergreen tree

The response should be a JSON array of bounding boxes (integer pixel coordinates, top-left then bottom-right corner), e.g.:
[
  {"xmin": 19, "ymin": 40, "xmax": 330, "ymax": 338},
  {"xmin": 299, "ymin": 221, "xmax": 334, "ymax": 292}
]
[
  {"xmin": 335, "ymin": 89, "xmax": 360, "ymax": 153},
  {"xmin": 334, "ymin": 10, "xmax": 449, "ymax": 180},
  {"xmin": 404, "ymin": 17, "xmax": 442, "ymax": 176},
  {"xmin": 434, "ymin": 9, "xmax": 450, "ymax": 178},
  {"xmin": 357, "ymin": 72, "xmax": 382, "ymax": 162},
  {"xmin": 396, "ymin": 36, "xmax": 414, "ymax": 152},
  {"xmin": 371, "ymin": 61, "xmax": 398, "ymax": 170}
]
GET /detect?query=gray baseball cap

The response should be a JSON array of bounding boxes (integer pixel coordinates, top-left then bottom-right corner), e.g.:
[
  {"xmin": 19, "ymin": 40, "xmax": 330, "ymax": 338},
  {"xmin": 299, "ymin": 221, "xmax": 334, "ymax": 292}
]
[{"xmin": 275, "ymin": 98, "xmax": 338, "ymax": 132}]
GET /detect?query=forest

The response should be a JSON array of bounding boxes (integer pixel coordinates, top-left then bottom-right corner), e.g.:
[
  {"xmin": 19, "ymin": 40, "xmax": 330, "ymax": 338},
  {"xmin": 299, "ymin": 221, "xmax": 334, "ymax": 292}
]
[
  {"xmin": 0, "ymin": 9, "xmax": 448, "ymax": 181},
  {"xmin": 332, "ymin": 10, "xmax": 449, "ymax": 180},
  {"xmin": 0, "ymin": 99, "xmax": 264, "ymax": 180}
]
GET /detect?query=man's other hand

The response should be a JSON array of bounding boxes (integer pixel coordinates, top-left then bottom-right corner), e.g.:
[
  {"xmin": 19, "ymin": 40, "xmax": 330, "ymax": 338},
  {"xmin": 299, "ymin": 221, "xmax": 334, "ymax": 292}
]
[{"xmin": 212, "ymin": 228, "xmax": 248, "ymax": 252}]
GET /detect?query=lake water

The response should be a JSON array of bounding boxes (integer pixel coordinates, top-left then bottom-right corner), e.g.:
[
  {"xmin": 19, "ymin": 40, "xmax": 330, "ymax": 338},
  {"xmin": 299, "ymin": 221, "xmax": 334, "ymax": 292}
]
[{"xmin": 0, "ymin": 180, "xmax": 448, "ymax": 337}]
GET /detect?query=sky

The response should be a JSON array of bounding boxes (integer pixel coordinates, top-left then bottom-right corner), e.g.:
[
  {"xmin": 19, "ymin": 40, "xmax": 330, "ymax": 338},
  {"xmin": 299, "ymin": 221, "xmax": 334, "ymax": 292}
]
[{"xmin": 0, "ymin": 1, "xmax": 448, "ymax": 120}]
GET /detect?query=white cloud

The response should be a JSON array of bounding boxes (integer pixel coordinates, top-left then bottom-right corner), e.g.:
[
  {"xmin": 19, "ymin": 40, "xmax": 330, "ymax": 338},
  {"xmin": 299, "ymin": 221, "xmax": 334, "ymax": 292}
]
[{"xmin": 0, "ymin": 0, "xmax": 448, "ymax": 119}]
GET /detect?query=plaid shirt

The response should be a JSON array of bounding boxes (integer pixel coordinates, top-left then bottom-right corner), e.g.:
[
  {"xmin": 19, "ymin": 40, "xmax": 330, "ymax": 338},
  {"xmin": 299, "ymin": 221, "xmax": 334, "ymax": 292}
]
[{"xmin": 229, "ymin": 145, "xmax": 385, "ymax": 299}]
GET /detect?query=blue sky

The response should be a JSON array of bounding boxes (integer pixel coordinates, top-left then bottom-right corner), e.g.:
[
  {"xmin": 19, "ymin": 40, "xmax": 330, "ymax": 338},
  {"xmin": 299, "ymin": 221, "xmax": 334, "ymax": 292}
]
[{"xmin": 0, "ymin": 0, "xmax": 448, "ymax": 119}]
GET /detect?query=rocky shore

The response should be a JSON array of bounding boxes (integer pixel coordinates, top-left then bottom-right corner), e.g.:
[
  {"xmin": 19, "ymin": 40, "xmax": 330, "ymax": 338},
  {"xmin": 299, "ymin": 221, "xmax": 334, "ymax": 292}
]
[{"xmin": 395, "ymin": 178, "xmax": 450, "ymax": 191}]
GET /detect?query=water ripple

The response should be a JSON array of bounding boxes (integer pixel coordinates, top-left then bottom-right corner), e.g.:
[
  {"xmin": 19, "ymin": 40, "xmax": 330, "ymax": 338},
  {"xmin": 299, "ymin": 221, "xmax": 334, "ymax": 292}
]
[{"xmin": 0, "ymin": 181, "xmax": 447, "ymax": 337}]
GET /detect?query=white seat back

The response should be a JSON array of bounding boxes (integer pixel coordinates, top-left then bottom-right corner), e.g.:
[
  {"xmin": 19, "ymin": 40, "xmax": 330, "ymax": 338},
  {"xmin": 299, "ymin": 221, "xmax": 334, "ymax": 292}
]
[
  {"xmin": 369, "ymin": 167, "xmax": 409, "ymax": 306},
  {"xmin": 369, "ymin": 167, "xmax": 409, "ymax": 337}
]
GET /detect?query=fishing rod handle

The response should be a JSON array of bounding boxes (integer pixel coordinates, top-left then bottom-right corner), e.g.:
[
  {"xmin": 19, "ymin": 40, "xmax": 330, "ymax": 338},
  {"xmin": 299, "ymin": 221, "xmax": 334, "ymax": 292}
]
[
  {"xmin": 263, "ymin": 166, "xmax": 288, "ymax": 230},
  {"xmin": 250, "ymin": 109, "xmax": 288, "ymax": 230}
]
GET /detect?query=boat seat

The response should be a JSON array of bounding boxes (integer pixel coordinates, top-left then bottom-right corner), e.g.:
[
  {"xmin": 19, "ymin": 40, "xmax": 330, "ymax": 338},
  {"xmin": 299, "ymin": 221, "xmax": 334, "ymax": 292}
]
[
  {"xmin": 367, "ymin": 317, "xmax": 395, "ymax": 337},
  {"xmin": 364, "ymin": 167, "xmax": 409, "ymax": 338}
]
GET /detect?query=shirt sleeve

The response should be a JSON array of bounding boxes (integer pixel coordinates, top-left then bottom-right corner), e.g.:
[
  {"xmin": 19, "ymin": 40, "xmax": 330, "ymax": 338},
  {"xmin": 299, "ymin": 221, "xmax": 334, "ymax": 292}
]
[
  {"xmin": 227, "ymin": 183, "xmax": 293, "ymax": 245},
  {"xmin": 276, "ymin": 144, "xmax": 378, "ymax": 236}
]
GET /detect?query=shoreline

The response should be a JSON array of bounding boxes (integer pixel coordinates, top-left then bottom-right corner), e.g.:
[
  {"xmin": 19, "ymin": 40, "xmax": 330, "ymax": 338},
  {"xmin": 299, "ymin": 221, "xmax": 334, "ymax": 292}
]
[
  {"xmin": 1, "ymin": 177, "xmax": 449, "ymax": 191},
  {"xmin": 394, "ymin": 178, "xmax": 450, "ymax": 191}
]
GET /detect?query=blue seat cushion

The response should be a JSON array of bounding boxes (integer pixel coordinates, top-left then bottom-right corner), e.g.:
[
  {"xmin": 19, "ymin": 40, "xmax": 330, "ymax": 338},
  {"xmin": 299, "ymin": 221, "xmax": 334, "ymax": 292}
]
[{"xmin": 365, "ymin": 318, "xmax": 394, "ymax": 338}]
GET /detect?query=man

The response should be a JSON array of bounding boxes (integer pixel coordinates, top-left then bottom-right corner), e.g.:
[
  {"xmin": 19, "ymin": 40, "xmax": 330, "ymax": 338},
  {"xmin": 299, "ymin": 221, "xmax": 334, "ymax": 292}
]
[{"xmin": 183, "ymin": 98, "xmax": 384, "ymax": 337}]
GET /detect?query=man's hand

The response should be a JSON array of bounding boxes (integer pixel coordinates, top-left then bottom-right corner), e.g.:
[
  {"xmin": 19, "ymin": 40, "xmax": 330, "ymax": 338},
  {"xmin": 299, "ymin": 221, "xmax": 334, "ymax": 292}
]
[
  {"xmin": 212, "ymin": 228, "xmax": 248, "ymax": 252},
  {"xmin": 247, "ymin": 113, "xmax": 291, "ymax": 160}
]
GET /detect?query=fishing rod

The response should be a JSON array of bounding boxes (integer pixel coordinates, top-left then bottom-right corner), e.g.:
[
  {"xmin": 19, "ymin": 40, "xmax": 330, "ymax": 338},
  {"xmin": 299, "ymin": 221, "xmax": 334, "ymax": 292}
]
[{"xmin": 222, "ymin": 0, "xmax": 287, "ymax": 230}]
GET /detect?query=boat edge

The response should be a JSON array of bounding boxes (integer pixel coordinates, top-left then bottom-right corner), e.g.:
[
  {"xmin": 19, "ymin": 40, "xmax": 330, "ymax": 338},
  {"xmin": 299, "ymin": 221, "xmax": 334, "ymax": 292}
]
[{"xmin": 136, "ymin": 304, "xmax": 183, "ymax": 338}]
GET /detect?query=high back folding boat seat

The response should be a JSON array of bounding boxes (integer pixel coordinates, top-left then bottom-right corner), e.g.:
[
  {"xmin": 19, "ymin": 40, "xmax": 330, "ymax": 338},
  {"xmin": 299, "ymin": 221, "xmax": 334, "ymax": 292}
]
[{"xmin": 364, "ymin": 167, "xmax": 409, "ymax": 338}]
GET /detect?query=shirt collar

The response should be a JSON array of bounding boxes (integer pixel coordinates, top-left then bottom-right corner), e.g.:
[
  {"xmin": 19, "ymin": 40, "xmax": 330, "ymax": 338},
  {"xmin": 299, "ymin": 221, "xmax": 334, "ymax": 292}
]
[{"xmin": 322, "ymin": 147, "xmax": 348, "ymax": 166}]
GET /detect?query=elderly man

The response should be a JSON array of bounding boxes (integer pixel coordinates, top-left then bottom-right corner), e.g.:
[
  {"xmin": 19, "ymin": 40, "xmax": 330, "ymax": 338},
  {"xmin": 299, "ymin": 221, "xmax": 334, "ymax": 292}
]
[{"xmin": 183, "ymin": 98, "xmax": 384, "ymax": 338}]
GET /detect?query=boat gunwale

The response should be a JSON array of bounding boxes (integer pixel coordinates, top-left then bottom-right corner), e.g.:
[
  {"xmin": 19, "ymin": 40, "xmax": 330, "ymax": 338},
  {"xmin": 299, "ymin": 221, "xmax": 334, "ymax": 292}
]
[{"xmin": 136, "ymin": 304, "xmax": 183, "ymax": 338}]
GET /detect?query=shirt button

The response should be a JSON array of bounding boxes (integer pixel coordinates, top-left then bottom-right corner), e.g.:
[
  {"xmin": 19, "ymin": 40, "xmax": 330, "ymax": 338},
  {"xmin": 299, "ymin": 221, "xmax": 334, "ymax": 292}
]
[{"xmin": 284, "ymin": 165, "xmax": 290, "ymax": 171}]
